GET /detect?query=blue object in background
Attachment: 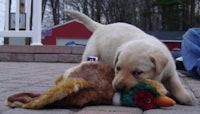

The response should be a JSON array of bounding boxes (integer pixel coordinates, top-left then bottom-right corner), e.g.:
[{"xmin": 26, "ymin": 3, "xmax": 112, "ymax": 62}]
[
  {"xmin": 182, "ymin": 28, "xmax": 200, "ymax": 78},
  {"xmin": 65, "ymin": 41, "xmax": 86, "ymax": 46}
]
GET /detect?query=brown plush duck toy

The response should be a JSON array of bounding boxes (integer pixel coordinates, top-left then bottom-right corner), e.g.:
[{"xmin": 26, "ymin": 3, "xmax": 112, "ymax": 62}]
[{"xmin": 6, "ymin": 61, "xmax": 175, "ymax": 110}]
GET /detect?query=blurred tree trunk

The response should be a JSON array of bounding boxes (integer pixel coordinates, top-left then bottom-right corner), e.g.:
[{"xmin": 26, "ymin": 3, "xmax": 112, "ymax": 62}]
[
  {"xmin": 189, "ymin": 0, "xmax": 195, "ymax": 27},
  {"xmin": 180, "ymin": 0, "xmax": 196, "ymax": 30},
  {"xmin": 42, "ymin": 0, "xmax": 48, "ymax": 20},
  {"xmin": 139, "ymin": 0, "xmax": 153, "ymax": 30},
  {"xmin": 50, "ymin": 0, "xmax": 60, "ymax": 25},
  {"xmin": 152, "ymin": 0, "xmax": 181, "ymax": 30},
  {"xmin": 44, "ymin": 0, "xmax": 200, "ymax": 31},
  {"xmin": 103, "ymin": 0, "xmax": 137, "ymax": 24}
]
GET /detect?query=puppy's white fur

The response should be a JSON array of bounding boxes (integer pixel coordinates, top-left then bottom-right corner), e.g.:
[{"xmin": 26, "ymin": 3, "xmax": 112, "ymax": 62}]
[{"xmin": 67, "ymin": 10, "xmax": 197, "ymax": 105}]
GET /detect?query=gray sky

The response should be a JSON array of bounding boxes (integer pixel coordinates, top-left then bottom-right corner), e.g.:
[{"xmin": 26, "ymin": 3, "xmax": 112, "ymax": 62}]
[
  {"xmin": 0, "ymin": 0, "xmax": 17, "ymax": 29},
  {"xmin": 0, "ymin": 0, "xmax": 52, "ymax": 30},
  {"xmin": 0, "ymin": 0, "xmax": 5, "ymax": 45},
  {"xmin": 0, "ymin": 0, "xmax": 5, "ymax": 30},
  {"xmin": 0, "ymin": 0, "xmax": 27, "ymax": 45}
]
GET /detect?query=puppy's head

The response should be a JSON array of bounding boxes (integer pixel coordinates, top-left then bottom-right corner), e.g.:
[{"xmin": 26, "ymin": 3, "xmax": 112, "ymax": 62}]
[{"xmin": 112, "ymin": 42, "xmax": 168, "ymax": 92}]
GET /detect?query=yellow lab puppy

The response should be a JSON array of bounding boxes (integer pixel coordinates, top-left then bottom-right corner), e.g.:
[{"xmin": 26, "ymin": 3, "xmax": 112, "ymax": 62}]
[{"xmin": 67, "ymin": 10, "xmax": 197, "ymax": 105}]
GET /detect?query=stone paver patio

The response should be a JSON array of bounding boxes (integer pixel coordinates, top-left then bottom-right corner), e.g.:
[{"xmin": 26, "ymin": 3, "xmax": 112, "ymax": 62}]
[{"xmin": 0, "ymin": 62, "xmax": 200, "ymax": 114}]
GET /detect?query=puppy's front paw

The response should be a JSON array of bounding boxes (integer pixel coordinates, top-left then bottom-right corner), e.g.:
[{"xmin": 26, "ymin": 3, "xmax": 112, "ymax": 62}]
[{"xmin": 178, "ymin": 91, "xmax": 198, "ymax": 106}]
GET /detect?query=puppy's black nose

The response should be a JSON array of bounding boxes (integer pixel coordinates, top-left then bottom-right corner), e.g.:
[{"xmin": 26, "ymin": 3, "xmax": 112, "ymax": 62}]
[{"xmin": 115, "ymin": 86, "xmax": 124, "ymax": 92}]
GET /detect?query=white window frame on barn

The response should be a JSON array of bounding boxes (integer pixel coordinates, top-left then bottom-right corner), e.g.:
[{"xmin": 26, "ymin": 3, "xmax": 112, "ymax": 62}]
[{"xmin": 0, "ymin": 0, "xmax": 42, "ymax": 45}]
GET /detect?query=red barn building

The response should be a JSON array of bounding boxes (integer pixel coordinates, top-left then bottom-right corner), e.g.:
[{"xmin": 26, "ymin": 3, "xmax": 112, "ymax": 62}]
[
  {"xmin": 42, "ymin": 20, "xmax": 92, "ymax": 46},
  {"xmin": 42, "ymin": 20, "xmax": 183, "ymax": 51}
]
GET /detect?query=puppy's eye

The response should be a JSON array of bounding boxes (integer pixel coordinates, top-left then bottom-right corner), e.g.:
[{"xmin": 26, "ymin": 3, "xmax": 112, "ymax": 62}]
[
  {"xmin": 132, "ymin": 70, "xmax": 143, "ymax": 77},
  {"xmin": 116, "ymin": 66, "xmax": 121, "ymax": 71}
]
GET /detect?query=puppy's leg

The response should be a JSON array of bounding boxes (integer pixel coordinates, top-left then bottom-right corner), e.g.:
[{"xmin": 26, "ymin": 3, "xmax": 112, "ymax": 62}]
[
  {"xmin": 167, "ymin": 72, "xmax": 197, "ymax": 105},
  {"xmin": 82, "ymin": 41, "xmax": 99, "ymax": 61}
]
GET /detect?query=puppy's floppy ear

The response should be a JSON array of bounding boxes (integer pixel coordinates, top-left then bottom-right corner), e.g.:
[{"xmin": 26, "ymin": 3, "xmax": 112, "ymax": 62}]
[{"xmin": 150, "ymin": 50, "xmax": 168, "ymax": 75}]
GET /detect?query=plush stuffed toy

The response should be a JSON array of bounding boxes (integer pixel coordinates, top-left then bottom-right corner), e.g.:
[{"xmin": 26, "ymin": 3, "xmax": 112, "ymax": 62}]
[
  {"xmin": 113, "ymin": 79, "xmax": 175, "ymax": 110},
  {"xmin": 6, "ymin": 61, "xmax": 175, "ymax": 110}
]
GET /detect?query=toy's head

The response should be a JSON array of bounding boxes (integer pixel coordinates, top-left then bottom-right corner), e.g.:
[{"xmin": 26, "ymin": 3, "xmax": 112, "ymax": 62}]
[{"xmin": 113, "ymin": 79, "xmax": 175, "ymax": 110}]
